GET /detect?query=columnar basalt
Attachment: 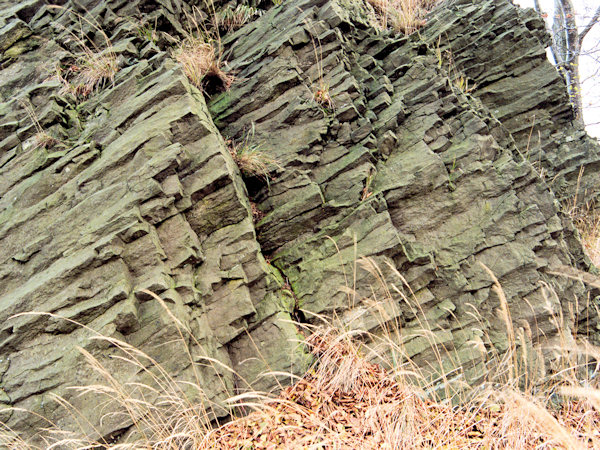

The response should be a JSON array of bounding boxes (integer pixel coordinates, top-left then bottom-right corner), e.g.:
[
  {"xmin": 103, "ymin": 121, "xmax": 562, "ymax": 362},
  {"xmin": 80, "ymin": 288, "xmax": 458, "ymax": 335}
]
[
  {"xmin": 0, "ymin": 0, "xmax": 598, "ymax": 443},
  {"xmin": 423, "ymin": 0, "xmax": 600, "ymax": 207}
]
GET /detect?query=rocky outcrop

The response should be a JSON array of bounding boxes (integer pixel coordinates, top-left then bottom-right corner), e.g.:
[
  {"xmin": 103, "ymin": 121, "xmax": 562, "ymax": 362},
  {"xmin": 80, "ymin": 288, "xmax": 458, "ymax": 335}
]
[
  {"xmin": 424, "ymin": 0, "xmax": 600, "ymax": 207},
  {"xmin": 0, "ymin": 0, "xmax": 598, "ymax": 443},
  {"xmin": 0, "ymin": 0, "xmax": 310, "ymax": 441}
]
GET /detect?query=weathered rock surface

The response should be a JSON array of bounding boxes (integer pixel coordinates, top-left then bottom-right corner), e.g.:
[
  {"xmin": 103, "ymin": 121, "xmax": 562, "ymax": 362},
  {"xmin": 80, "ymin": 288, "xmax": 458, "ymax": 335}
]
[
  {"xmin": 0, "ymin": 0, "xmax": 598, "ymax": 443},
  {"xmin": 423, "ymin": 0, "xmax": 600, "ymax": 207},
  {"xmin": 0, "ymin": 0, "xmax": 310, "ymax": 441}
]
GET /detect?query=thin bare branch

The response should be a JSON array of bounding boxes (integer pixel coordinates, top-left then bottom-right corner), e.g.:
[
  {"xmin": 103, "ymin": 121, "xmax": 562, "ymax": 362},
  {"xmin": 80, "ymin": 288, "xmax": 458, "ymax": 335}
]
[{"xmin": 578, "ymin": 5, "xmax": 600, "ymax": 46}]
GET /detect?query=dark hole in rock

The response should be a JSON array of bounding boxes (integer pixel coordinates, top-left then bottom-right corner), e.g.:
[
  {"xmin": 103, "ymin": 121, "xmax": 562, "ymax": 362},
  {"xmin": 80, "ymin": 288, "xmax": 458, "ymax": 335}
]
[
  {"xmin": 203, "ymin": 74, "xmax": 229, "ymax": 97},
  {"xmin": 16, "ymin": 0, "xmax": 45, "ymax": 22},
  {"xmin": 0, "ymin": 326, "xmax": 14, "ymax": 342},
  {"xmin": 293, "ymin": 307, "xmax": 309, "ymax": 325},
  {"xmin": 139, "ymin": 0, "xmax": 162, "ymax": 14},
  {"xmin": 243, "ymin": 174, "xmax": 269, "ymax": 200}
]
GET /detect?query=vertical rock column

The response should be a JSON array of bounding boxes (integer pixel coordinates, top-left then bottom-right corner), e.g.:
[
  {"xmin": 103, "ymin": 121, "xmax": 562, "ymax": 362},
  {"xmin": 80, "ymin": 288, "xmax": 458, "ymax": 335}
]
[{"xmin": 0, "ymin": 0, "xmax": 310, "ymax": 441}]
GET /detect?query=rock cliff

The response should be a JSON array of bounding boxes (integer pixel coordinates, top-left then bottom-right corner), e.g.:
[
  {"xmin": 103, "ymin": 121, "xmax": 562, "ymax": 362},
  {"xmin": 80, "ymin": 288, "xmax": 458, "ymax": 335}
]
[{"xmin": 0, "ymin": 0, "xmax": 598, "ymax": 443}]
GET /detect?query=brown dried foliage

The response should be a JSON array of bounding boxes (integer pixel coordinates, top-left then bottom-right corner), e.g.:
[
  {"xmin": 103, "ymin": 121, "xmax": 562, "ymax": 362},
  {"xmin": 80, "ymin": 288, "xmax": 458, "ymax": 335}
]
[{"xmin": 206, "ymin": 328, "xmax": 600, "ymax": 448}]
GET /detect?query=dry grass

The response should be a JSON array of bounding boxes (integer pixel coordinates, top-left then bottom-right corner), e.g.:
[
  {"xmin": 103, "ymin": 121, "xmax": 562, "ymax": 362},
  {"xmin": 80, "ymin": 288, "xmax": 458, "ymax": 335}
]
[
  {"xmin": 215, "ymin": 4, "xmax": 263, "ymax": 32},
  {"xmin": 576, "ymin": 211, "xmax": 600, "ymax": 265},
  {"xmin": 173, "ymin": 37, "xmax": 233, "ymax": 91},
  {"xmin": 19, "ymin": 100, "xmax": 61, "ymax": 151},
  {"xmin": 55, "ymin": 55, "xmax": 118, "ymax": 98},
  {"xmin": 303, "ymin": 18, "xmax": 335, "ymax": 113},
  {"xmin": 2, "ymin": 260, "xmax": 600, "ymax": 448},
  {"xmin": 225, "ymin": 129, "xmax": 280, "ymax": 182},
  {"xmin": 205, "ymin": 324, "xmax": 600, "ymax": 449},
  {"xmin": 1, "ymin": 291, "xmax": 241, "ymax": 449},
  {"xmin": 563, "ymin": 167, "xmax": 600, "ymax": 266},
  {"xmin": 49, "ymin": 6, "xmax": 119, "ymax": 98},
  {"xmin": 313, "ymin": 83, "xmax": 334, "ymax": 111},
  {"xmin": 231, "ymin": 145, "xmax": 276, "ymax": 179},
  {"xmin": 3, "ymin": 323, "xmax": 600, "ymax": 449},
  {"xmin": 568, "ymin": 201, "xmax": 600, "ymax": 267},
  {"xmin": 367, "ymin": 0, "xmax": 439, "ymax": 34},
  {"xmin": 173, "ymin": 7, "xmax": 234, "ymax": 93}
]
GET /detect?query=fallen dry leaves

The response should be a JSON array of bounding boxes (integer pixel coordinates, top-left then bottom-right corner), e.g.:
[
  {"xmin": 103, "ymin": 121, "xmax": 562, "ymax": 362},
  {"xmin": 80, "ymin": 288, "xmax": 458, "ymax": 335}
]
[{"xmin": 203, "ymin": 329, "xmax": 600, "ymax": 448}]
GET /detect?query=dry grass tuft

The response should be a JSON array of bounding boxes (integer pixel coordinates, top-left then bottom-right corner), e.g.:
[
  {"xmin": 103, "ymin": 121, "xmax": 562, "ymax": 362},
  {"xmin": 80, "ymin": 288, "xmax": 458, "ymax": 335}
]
[
  {"xmin": 563, "ymin": 167, "xmax": 600, "ymax": 266},
  {"xmin": 33, "ymin": 133, "xmax": 60, "ymax": 151},
  {"xmin": 173, "ymin": 6, "xmax": 234, "ymax": 93},
  {"xmin": 303, "ymin": 18, "xmax": 335, "ymax": 113},
  {"xmin": 49, "ymin": 6, "xmax": 119, "ymax": 98},
  {"xmin": 568, "ymin": 202, "xmax": 600, "ymax": 266},
  {"xmin": 75, "ymin": 53, "xmax": 118, "ymax": 95},
  {"xmin": 312, "ymin": 83, "xmax": 334, "ymax": 111},
  {"xmin": 56, "ymin": 55, "xmax": 119, "ymax": 98},
  {"xmin": 367, "ymin": 0, "xmax": 439, "ymax": 34},
  {"xmin": 225, "ymin": 129, "xmax": 280, "ymax": 182},
  {"xmin": 174, "ymin": 37, "xmax": 233, "ymax": 91},
  {"xmin": 19, "ymin": 100, "xmax": 62, "ymax": 151},
  {"xmin": 215, "ymin": 4, "xmax": 263, "ymax": 32}
]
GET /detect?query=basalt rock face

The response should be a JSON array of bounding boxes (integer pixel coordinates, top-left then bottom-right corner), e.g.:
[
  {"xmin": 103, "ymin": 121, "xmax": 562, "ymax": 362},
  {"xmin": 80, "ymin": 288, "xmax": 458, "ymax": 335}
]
[
  {"xmin": 0, "ymin": 0, "xmax": 598, "ymax": 443},
  {"xmin": 423, "ymin": 0, "xmax": 600, "ymax": 208},
  {"xmin": 0, "ymin": 0, "xmax": 310, "ymax": 441}
]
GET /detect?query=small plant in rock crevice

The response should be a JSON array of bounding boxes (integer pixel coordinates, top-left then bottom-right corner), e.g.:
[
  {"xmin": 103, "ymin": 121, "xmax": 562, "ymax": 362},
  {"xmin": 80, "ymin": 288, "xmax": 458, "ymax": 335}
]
[
  {"xmin": 312, "ymin": 81, "xmax": 334, "ymax": 112},
  {"xmin": 453, "ymin": 73, "xmax": 476, "ymax": 94},
  {"xmin": 361, "ymin": 169, "xmax": 375, "ymax": 201},
  {"xmin": 215, "ymin": 3, "xmax": 264, "ymax": 32},
  {"xmin": 135, "ymin": 17, "xmax": 159, "ymax": 45},
  {"xmin": 173, "ymin": 6, "xmax": 234, "ymax": 94},
  {"xmin": 367, "ymin": 0, "xmax": 439, "ymax": 35},
  {"xmin": 447, "ymin": 157, "xmax": 463, "ymax": 191},
  {"xmin": 19, "ymin": 100, "xmax": 62, "ymax": 151},
  {"xmin": 437, "ymin": 46, "xmax": 478, "ymax": 95},
  {"xmin": 225, "ymin": 126, "xmax": 281, "ymax": 184},
  {"xmin": 49, "ymin": 6, "xmax": 119, "ymax": 98},
  {"xmin": 304, "ymin": 20, "xmax": 335, "ymax": 114}
]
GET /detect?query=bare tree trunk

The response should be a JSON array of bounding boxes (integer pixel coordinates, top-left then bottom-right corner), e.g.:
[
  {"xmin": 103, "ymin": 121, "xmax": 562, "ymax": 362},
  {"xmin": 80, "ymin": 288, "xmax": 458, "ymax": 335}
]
[
  {"xmin": 556, "ymin": 0, "xmax": 583, "ymax": 121},
  {"xmin": 536, "ymin": 0, "xmax": 600, "ymax": 124}
]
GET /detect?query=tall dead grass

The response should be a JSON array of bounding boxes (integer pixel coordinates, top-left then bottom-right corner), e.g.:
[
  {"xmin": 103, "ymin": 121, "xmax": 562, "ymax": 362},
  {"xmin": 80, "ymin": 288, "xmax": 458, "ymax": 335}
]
[
  {"xmin": 49, "ymin": 6, "xmax": 119, "ymax": 98},
  {"xmin": 2, "ymin": 259, "xmax": 599, "ymax": 448},
  {"xmin": 0, "ymin": 291, "xmax": 246, "ymax": 449},
  {"xmin": 367, "ymin": 0, "xmax": 440, "ymax": 34},
  {"xmin": 563, "ymin": 167, "xmax": 600, "ymax": 266},
  {"xmin": 225, "ymin": 125, "xmax": 281, "ymax": 184},
  {"xmin": 173, "ymin": 6, "xmax": 234, "ymax": 93},
  {"xmin": 19, "ymin": 100, "xmax": 61, "ymax": 151}
]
